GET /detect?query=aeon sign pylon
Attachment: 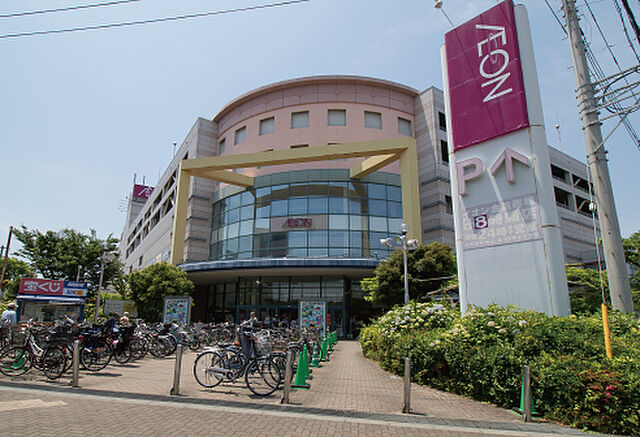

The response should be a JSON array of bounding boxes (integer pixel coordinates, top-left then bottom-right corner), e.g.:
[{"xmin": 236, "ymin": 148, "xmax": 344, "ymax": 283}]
[{"xmin": 441, "ymin": 0, "xmax": 570, "ymax": 316}]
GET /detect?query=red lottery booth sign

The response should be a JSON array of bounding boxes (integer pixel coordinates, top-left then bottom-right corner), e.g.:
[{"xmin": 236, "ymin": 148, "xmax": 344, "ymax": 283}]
[{"xmin": 19, "ymin": 278, "xmax": 65, "ymax": 296}]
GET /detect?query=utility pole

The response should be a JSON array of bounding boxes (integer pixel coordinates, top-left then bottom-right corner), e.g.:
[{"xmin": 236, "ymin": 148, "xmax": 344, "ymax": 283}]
[
  {"xmin": 563, "ymin": 0, "xmax": 635, "ymax": 312},
  {"xmin": 0, "ymin": 226, "xmax": 14, "ymax": 294}
]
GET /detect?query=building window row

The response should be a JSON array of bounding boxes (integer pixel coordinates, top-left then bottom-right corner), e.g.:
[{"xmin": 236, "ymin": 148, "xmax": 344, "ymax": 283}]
[
  {"xmin": 218, "ymin": 111, "xmax": 414, "ymax": 155},
  {"xmin": 551, "ymin": 164, "xmax": 593, "ymax": 194},
  {"xmin": 209, "ymin": 180, "xmax": 403, "ymax": 261}
]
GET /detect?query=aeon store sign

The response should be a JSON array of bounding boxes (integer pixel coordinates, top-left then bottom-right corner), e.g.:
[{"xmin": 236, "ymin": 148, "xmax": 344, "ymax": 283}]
[
  {"xmin": 271, "ymin": 216, "xmax": 328, "ymax": 231},
  {"xmin": 442, "ymin": 0, "xmax": 570, "ymax": 316}
]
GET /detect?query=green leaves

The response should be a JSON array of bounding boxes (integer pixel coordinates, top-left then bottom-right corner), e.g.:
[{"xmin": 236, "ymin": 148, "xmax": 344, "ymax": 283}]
[
  {"xmin": 360, "ymin": 304, "xmax": 640, "ymax": 435},
  {"xmin": 11, "ymin": 226, "xmax": 120, "ymax": 296},
  {"xmin": 127, "ymin": 262, "xmax": 194, "ymax": 322},
  {"xmin": 363, "ymin": 242, "xmax": 456, "ymax": 308}
]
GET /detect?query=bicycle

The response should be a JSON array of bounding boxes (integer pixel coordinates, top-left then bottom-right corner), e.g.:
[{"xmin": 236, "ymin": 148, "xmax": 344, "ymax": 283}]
[
  {"xmin": 0, "ymin": 325, "xmax": 67, "ymax": 380},
  {"xmin": 193, "ymin": 330, "xmax": 282, "ymax": 396}
]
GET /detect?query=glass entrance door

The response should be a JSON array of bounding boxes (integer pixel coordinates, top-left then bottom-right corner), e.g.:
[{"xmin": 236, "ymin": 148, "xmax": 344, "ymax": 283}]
[{"xmin": 329, "ymin": 306, "xmax": 345, "ymax": 338}]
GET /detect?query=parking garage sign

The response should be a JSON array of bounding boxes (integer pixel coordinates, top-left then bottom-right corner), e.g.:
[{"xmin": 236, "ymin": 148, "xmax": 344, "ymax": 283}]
[{"xmin": 442, "ymin": 0, "xmax": 570, "ymax": 316}]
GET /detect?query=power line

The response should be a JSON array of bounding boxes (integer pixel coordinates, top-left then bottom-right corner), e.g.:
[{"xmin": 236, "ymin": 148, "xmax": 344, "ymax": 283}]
[
  {"xmin": 620, "ymin": 0, "xmax": 640, "ymax": 46},
  {"xmin": 612, "ymin": 0, "xmax": 640, "ymax": 62},
  {"xmin": 544, "ymin": 0, "xmax": 640, "ymax": 144},
  {"xmin": 0, "ymin": 0, "xmax": 141, "ymax": 19},
  {"xmin": 0, "ymin": 0, "xmax": 310, "ymax": 40}
]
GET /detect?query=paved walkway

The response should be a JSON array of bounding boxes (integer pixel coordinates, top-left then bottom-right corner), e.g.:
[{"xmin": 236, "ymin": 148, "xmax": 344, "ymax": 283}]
[{"xmin": 0, "ymin": 340, "xmax": 598, "ymax": 436}]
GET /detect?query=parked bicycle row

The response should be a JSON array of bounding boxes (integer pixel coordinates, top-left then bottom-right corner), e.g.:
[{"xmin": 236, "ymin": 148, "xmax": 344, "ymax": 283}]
[{"xmin": 0, "ymin": 319, "xmax": 322, "ymax": 386}]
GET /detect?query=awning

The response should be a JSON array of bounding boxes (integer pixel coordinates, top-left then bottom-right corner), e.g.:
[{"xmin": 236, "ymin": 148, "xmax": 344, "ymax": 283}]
[{"xmin": 17, "ymin": 295, "xmax": 86, "ymax": 304}]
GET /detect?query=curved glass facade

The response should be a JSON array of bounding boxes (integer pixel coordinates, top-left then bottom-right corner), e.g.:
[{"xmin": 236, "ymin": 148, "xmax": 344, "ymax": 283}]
[{"xmin": 210, "ymin": 171, "xmax": 403, "ymax": 260}]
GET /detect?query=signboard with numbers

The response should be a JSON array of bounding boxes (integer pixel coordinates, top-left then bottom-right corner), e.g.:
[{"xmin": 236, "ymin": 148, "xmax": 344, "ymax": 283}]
[{"xmin": 442, "ymin": 0, "xmax": 569, "ymax": 316}]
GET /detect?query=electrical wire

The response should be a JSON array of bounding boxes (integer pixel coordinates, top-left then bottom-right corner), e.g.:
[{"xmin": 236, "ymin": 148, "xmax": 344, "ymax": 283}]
[
  {"xmin": 612, "ymin": 0, "xmax": 640, "ymax": 62},
  {"xmin": 0, "ymin": 0, "xmax": 141, "ymax": 19},
  {"xmin": 620, "ymin": 0, "xmax": 640, "ymax": 46},
  {"xmin": 547, "ymin": 0, "xmax": 640, "ymax": 145},
  {"xmin": 0, "ymin": 0, "xmax": 310, "ymax": 40}
]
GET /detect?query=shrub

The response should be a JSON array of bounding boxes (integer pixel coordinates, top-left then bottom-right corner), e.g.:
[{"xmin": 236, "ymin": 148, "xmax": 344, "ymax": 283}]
[{"xmin": 360, "ymin": 303, "xmax": 640, "ymax": 435}]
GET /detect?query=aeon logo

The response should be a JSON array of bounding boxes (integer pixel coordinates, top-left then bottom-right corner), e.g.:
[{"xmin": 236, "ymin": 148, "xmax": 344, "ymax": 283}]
[
  {"xmin": 476, "ymin": 24, "xmax": 512, "ymax": 103},
  {"xmin": 282, "ymin": 218, "xmax": 312, "ymax": 229}
]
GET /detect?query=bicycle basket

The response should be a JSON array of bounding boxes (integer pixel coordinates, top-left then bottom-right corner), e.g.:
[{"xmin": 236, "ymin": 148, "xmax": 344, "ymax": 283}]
[{"xmin": 254, "ymin": 339, "xmax": 272, "ymax": 357}]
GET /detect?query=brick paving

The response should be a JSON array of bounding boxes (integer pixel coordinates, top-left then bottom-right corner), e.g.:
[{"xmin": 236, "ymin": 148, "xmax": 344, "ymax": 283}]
[{"xmin": 0, "ymin": 340, "xmax": 597, "ymax": 435}]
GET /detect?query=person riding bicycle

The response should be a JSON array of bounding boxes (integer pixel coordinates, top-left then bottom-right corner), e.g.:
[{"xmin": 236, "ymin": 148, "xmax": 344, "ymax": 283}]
[{"xmin": 239, "ymin": 311, "xmax": 259, "ymax": 359}]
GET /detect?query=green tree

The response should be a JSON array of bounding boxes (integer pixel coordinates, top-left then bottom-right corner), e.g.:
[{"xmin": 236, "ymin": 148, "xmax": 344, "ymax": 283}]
[
  {"xmin": 13, "ymin": 226, "xmax": 121, "ymax": 296},
  {"xmin": 565, "ymin": 265, "xmax": 609, "ymax": 314},
  {"xmin": 127, "ymin": 262, "xmax": 194, "ymax": 322},
  {"xmin": 364, "ymin": 242, "xmax": 456, "ymax": 308},
  {"xmin": 0, "ymin": 257, "xmax": 34, "ymax": 300},
  {"xmin": 623, "ymin": 229, "xmax": 640, "ymax": 290}
]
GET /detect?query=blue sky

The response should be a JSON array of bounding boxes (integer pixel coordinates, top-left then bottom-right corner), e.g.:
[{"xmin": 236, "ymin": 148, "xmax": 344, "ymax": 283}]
[{"xmin": 1, "ymin": 0, "xmax": 639, "ymax": 252}]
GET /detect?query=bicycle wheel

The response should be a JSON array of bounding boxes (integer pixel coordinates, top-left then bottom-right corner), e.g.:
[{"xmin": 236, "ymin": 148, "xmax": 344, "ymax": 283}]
[
  {"xmin": 188, "ymin": 337, "xmax": 201, "ymax": 352},
  {"xmin": 245, "ymin": 357, "xmax": 282, "ymax": 396},
  {"xmin": 149, "ymin": 336, "xmax": 171, "ymax": 358},
  {"xmin": 81, "ymin": 338, "xmax": 112, "ymax": 371},
  {"xmin": 42, "ymin": 346, "xmax": 66, "ymax": 380},
  {"xmin": 0, "ymin": 346, "xmax": 31, "ymax": 377},
  {"xmin": 130, "ymin": 337, "xmax": 148, "ymax": 361},
  {"xmin": 114, "ymin": 344, "xmax": 132, "ymax": 364},
  {"xmin": 193, "ymin": 351, "xmax": 224, "ymax": 388}
]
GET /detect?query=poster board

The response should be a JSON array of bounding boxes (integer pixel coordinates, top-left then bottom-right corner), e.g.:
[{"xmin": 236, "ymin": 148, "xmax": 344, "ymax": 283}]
[
  {"xmin": 163, "ymin": 296, "xmax": 191, "ymax": 324},
  {"xmin": 104, "ymin": 299, "xmax": 138, "ymax": 317},
  {"xmin": 299, "ymin": 301, "xmax": 326, "ymax": 337}
]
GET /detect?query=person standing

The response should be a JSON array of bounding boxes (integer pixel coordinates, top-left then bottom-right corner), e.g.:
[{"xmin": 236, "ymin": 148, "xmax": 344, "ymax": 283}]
[{"xmin": 1, "ymin": 302, "xmax": 18, "ymax": 325}]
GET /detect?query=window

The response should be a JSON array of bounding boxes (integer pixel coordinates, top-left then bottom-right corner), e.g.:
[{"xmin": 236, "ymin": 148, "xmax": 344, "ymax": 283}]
[
  {"xmin": 234, "ymin": 126, "xmax": 246, "ymax": 145},
  {"xmin": 291, "ymin": 111, "xmax": 309, "ymax": 129},
  {"xmin": 364, "ymin": 111, "xmax": 382, "ymax": 129},
  {"xmin": 259, "ymin": 117, "xmax": 274, "ymax": 135},
  {"xmin": 438, "ymin": 112, "xmax": 447, "ymax": 131},
  {"xmin": 440, "ymin": 140, "xmax": 449, "ymax": 163},
  {"xmin": 398, "ymin": 117, "xmax": 412, "ymax": 136},
  {"xmin": 572, "ymin": 174, "xmax": 589, "ymax": 191},
  {"xmin": 290, "ymin": 144, "xmax": 309, "ymax": 149},
  {"xmin": 575, "ymin": 195, "xmax": 591, "ymax": 216},
  {"xmin": 554, "ymin": 187, "xmax": 571, "ymax": 209},
  {"xmin": 445, "ymin": 195, "xmax": 453, "ymax": 214},
  {"xmin": 551, "ymin": 165, "xmax": 568, "ymax": 182},
  {"xmin": 218, "ymin": 139, "xmax": 225, "ymax": 155},
  {"xmin": 328, "ymin": 109, "xmax": 346, "ymax": 127}
]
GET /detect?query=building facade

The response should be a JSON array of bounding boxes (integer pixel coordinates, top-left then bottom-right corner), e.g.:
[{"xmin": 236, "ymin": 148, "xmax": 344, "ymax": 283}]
[{"xmin": 121, "ymin": 76, "xmax": 599, "ymax": 335}]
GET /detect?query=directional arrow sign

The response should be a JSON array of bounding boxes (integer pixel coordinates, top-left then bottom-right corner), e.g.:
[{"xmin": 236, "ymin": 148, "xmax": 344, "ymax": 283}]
[{"xmin": 489, "ymin": 147, "xmax": 530, "ymax": 183}]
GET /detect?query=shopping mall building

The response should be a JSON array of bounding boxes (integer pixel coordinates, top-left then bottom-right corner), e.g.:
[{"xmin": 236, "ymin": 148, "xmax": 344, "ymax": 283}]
[{"xmin": 120, "ymin": 76, "xmax": 599, "ymax": 336}]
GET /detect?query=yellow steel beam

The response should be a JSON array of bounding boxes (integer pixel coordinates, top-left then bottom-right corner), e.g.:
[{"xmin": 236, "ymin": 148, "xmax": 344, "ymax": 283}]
[
  {"xmin": 170, "ymin": 162, "xmax": 191, "ymax": 265},
  {"xmin": 181, "ymin": 137, "xmax": 413, "ymax": 172},
  {"xmin": 170, "ymin": 136, "xmax": 421, "ymax": 265},
  {"xmin": 400, "ymin": 140, "xmax": 422, "ymax": 244},
  {"xmin": 350, "ymin": 154, "xmax": 399, "ymax": 179},
  {"xmin": 188, "ymin": 168, "xmax": 254, "ymax": 187}
]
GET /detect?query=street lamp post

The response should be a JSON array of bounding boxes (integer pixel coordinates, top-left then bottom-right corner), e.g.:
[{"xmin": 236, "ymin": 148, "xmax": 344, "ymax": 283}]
[
  {"xmin": 94, "ymin": 251, "xmax": 116, "ymax": 324},
  {"xmin": 380, "ymin": 223, "xmax": 419, "ymax": 305}
]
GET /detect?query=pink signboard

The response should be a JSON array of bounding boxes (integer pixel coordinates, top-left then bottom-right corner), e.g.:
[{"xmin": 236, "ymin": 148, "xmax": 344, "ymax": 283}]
[
  {"xmin": 133, "ymin": 184, "xmax": 154, "ymax": 199},
  {"xmin": 445, "ymin": 0, "xmax": 529, "ymax": 151},
  {"xmin": 19, "ymin": 278, "xmax": 65, "ymax": 296}
]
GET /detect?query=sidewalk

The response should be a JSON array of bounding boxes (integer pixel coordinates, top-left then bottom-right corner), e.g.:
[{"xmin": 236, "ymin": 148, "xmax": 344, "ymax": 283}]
[{"xmin": 0, "ymin": 340, "xmax": 595, "ymax": 435}]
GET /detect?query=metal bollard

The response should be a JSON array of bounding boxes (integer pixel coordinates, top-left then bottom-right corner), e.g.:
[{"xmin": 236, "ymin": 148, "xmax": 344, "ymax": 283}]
[
  {"xmin": 522, "ymin": 365, "xmax": 531, "ymax": 422},
  {"xmin": 280, "ymin": 350, "xmax": 293, "ymax": 404},
  {"xmin": 402, "ymin": 357, "xmax": 411, "ymax": 414},
  {"xmin": 71, "ymin": 339, "xmax": 80, "ymax": 387},
  {"xmin": 170, "ymin": 344, "xmax": 184, "ymax": 396}
]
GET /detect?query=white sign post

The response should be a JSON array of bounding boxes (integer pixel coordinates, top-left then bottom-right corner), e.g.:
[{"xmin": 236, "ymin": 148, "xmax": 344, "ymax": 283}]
[{"xmin": 442, "ymin": 0, "xmax": 570, "ymax": 316}]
